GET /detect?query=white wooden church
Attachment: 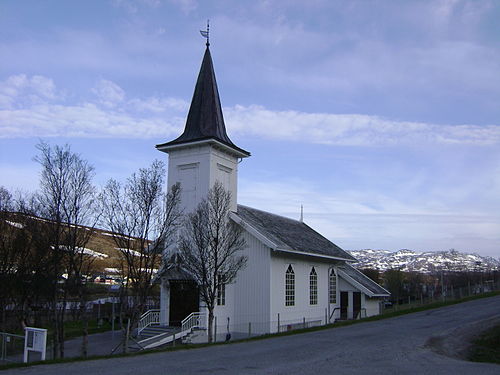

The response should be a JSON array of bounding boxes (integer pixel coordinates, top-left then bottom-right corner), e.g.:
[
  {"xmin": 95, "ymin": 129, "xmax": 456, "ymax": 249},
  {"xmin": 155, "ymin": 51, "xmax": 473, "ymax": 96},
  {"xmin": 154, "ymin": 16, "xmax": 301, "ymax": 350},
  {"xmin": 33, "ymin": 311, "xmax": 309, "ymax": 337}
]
[{"xmin": 145, "ymin": 41, "xmax": 389, "ymax": 345}]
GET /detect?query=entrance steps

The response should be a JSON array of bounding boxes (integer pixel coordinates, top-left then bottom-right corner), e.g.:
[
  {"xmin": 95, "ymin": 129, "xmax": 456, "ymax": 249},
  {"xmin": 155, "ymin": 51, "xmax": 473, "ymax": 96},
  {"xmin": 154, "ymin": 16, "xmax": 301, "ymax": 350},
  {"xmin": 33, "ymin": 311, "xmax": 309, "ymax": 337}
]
[{"xmin": 138, "ymin": 324, "xmax": 174, "ymax": 339}]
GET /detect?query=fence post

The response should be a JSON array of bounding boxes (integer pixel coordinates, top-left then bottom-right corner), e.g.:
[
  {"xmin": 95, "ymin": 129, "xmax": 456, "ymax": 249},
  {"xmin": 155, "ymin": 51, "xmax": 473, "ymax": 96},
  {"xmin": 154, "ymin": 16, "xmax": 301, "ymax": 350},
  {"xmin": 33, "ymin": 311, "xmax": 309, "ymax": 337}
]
[
  {"xmin": 214, "ymin": 316, "xmax": 217, "ymax": 343},
  {"xmin": 111, "ymin": 301, "xmax": 115, "ymax": 339},
  {"xmin": 277, "ymin": 313, "xmax": 280, "ymax": 333},
  {"xmin": 325, "ymin": 308, "xmax": 327, "ymax": 325},
  {"xmin": 125, "ymin": 318, "xmax": 130, "ymax": 354},
  {"xmin": 303, "ymin": 317, "xmax": 306, "ymax": 329},
  {"xmin": 248, "ymin": 322, "xmax": 251, "ymax": 337}
]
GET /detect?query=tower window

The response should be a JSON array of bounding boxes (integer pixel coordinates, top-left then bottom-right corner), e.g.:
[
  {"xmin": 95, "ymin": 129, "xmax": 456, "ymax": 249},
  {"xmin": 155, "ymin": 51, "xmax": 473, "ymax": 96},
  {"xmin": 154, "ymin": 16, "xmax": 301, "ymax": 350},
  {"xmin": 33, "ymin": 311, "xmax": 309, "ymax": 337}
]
[{"xmin": 285, "ymin": 264, "xmax": 295, "ymax": 306}]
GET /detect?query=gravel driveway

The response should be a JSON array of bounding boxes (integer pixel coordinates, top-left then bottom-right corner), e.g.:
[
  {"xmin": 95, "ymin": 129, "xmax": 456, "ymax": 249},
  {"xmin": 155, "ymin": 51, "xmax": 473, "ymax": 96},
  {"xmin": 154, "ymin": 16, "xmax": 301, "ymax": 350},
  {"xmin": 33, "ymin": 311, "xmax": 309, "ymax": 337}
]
[{"xmin": 3, "ymin": 295, "xmax": 500, "ymax": 375}]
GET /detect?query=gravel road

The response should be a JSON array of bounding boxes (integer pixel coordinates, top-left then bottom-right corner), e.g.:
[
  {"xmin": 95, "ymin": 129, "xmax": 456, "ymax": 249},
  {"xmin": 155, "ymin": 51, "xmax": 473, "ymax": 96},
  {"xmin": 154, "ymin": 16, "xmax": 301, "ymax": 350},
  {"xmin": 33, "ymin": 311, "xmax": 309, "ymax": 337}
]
[{"xmin": 4, "ymin": 295, "xmax": 499, "ymax": 375}]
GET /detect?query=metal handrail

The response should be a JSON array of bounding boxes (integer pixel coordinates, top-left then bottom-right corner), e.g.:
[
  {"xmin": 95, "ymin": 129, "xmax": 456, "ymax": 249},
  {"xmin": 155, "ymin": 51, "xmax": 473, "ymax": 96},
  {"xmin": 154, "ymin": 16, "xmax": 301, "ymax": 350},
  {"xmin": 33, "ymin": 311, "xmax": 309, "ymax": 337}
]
[
  {"xmin": 181, "ymin": 312, "xmax": 206, "ymax": 332},
  {"xmin": 356, "ymin": 308, "xmax": 367, "ymax": 320},
  {"xmin": 329, "ymin": 307, "xmax": 341, "ymax": 323},
  {"xmin": 138, "ymin": 309, "xmax": 161, "ymax": 335}
]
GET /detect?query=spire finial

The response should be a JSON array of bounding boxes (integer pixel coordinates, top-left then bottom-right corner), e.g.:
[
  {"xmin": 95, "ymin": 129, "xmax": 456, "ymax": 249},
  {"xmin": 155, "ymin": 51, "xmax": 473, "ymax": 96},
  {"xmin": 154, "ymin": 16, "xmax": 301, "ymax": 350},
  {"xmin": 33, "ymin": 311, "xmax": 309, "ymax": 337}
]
[
  {"xmin": 300, "ymin": 204, "xmax": 304, "ymax": 222},
  {"xmin": 200, "ymin": 19, "xmax": 210, "ymax": 47}
]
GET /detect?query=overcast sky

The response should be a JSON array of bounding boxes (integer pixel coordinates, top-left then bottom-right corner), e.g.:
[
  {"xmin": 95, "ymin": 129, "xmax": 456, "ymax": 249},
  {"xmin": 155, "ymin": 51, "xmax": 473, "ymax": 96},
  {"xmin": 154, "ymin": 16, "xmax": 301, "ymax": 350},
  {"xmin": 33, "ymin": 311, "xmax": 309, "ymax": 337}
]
[{"xmin": 1, "ymin": 0, "xmax": 499, "ymax": 257}]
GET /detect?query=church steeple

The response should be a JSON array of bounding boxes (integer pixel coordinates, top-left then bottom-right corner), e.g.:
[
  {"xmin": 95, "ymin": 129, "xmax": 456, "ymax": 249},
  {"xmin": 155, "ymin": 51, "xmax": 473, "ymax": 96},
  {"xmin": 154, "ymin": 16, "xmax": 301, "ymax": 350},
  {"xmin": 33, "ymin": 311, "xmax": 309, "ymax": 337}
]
[
  {"xmin": 156, "ymin": 43, "xmax": 249, "ymax": 214},
  {"xmin": 156, "ymin": 46, "xmax": 250, "ymax": 157}
]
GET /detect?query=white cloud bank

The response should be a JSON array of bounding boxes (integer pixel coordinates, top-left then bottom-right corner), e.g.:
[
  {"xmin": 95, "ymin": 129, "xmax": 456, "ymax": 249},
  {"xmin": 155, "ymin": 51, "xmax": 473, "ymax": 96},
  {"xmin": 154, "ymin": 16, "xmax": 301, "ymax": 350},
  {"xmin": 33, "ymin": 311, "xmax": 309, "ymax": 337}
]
[{"xmin": 1, "ymin": 74, "xmax": 499, "ymax": 147}]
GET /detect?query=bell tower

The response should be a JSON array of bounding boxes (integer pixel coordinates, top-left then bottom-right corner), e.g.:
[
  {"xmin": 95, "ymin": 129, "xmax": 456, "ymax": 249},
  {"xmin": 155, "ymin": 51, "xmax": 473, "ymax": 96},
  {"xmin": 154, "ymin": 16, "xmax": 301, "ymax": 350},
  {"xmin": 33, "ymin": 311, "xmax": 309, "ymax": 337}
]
[{"xmin": 156, "ymin": 45, "xmax": 250, "ymax": 213}]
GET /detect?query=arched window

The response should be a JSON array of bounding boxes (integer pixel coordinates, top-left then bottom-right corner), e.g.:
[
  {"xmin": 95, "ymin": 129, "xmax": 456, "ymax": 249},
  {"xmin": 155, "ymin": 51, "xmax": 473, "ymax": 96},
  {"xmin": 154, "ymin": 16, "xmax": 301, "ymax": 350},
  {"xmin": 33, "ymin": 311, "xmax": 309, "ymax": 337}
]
[
  {"xmin": 285, "ymin": 264, "xmax": 295, "ymax": 306},
  {"xmin": 310, "ymin": 267, "xmax": 318, "ymax": 305},
  {"xmin": 329, "ymin": 268, "xmax": 337, "ymax": 304}
]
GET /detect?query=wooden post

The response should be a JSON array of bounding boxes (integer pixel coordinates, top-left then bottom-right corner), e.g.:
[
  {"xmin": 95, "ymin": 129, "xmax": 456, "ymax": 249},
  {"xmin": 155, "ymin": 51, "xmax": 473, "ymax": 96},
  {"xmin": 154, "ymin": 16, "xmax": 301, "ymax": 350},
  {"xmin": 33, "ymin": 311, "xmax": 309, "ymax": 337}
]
[
  {"xmin": 325, "ymin": 308, "xmax": 327, "ymax": 325},
  {"xmin": 125, "ymin": 318, "xmax": 130, "ymax": 354},
  {"xmin": 303, "ymin": 317, "xmax": 306, "ymax": 329},
  {"xmin": 248, "ymin": 322, "xmax": 251, "ymax": 337},
  {"xmin": 97, "ymin": 303, "xmax": 101, "ymax": 327},
  {"xmin": 111, "ymin": 301, "xmax": 115, "ymax": 339},
  {"xmin": 277, "ymin": 313, "xmax": 280, "ymax": 333}
]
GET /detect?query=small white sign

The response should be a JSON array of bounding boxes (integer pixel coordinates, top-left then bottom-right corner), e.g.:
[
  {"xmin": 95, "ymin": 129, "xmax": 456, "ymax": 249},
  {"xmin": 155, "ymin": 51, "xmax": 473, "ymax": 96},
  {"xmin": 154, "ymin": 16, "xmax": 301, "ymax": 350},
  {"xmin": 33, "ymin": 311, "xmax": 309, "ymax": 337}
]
[{"xmin": 24, "ymin": 327, "xmax": 47, "ymax": 363}]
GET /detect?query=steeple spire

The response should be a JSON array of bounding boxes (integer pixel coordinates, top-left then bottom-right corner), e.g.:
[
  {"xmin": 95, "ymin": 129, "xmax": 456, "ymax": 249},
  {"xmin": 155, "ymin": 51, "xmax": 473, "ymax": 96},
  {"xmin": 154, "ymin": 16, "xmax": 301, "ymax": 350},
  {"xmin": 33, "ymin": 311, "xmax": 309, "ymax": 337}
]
[{"xmin": 156, "ymin": 32, "xmax": 249, "ymax": 157}]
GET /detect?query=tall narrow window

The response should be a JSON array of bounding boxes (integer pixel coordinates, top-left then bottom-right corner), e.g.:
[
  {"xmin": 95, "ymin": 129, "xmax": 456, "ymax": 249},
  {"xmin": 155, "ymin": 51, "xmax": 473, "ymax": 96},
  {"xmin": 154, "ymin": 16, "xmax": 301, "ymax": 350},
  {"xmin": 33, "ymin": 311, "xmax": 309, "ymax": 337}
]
[
  {"xmin": 217, "ymin": 274, "xmax": 225, "ymax": 306},
  {"xmin": 310, "ymin": 267, "xmax": 318, "ymax": 305},
  {"xmin": 285, "ymin": 264, "xmax": 295, "ymax": 306},
  {"xmin": 329, "ymin": 268, "xmax": 337, "ymax": 304}
]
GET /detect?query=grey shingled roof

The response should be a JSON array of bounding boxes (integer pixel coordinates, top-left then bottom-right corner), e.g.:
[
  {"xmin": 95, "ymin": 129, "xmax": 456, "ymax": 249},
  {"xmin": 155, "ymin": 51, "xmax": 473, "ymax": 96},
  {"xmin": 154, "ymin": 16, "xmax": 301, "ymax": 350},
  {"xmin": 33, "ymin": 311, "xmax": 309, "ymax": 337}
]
[
  {"xmin": 337, "ymin": 263, "xmax": 390, "ymax": 296},
  {"xmin": 156, "ymin": 47, "xmax": 250, "ymax": 157},
  {"xmin": 235, "ymin": 205, "xmax": 356, "ymax": 261}
]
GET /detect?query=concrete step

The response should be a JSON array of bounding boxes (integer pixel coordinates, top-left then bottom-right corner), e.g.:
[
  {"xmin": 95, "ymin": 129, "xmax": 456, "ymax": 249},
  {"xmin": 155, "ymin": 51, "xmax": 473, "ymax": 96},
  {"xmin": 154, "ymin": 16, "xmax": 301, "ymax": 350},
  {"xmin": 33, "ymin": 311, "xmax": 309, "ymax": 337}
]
[{"xmin": 138, "ymin": 325, "xmax": 176, "ymax": 339}]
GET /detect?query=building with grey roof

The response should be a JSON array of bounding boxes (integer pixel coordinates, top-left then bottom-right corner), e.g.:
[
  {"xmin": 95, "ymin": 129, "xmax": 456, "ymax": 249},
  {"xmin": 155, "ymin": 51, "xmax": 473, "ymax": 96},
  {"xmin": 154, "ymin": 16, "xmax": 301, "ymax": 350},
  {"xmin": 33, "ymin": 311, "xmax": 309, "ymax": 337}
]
[{"xmin": 149, "ymin": 39, "xmax": 389, "ymax": 346}]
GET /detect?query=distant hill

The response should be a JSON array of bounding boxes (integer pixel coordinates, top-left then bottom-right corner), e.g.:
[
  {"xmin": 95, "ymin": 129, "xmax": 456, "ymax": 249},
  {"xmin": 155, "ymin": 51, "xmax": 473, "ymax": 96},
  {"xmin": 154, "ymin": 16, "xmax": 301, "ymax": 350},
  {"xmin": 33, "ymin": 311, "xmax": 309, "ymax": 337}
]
[
  {"xmin": 348, "ymin": 248, "xmax": 500, "ymax": 273},
  {"xmin": 3, "ymin": 213, "xmax": 154, "ymax": 277}
]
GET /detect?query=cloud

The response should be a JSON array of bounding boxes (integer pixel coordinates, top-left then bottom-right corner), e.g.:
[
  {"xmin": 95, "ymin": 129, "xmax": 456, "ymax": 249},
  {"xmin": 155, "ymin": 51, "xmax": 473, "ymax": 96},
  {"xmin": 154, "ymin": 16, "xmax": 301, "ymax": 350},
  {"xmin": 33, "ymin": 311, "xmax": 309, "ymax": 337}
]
[
  {"xmin": 225, "ymin": 105, "xmax": 500, "ymax": 146},
  {"xmin": 0, "ymin": 75, "xmax": 186, "ymax": 139},
  {"xmin": 92, "ymin": 79, "xmax": 125, "ymax": 108},
  {"xmin": 1, "ymin": 74, "xmax": 499, "ymax": 146},
  {"xmin": 168, "ymin": 0, "xmax": 197, "ymax": 14},
  {"xmin": 0, "ymin": 74, "xmax": 57, "ymax": 109}
]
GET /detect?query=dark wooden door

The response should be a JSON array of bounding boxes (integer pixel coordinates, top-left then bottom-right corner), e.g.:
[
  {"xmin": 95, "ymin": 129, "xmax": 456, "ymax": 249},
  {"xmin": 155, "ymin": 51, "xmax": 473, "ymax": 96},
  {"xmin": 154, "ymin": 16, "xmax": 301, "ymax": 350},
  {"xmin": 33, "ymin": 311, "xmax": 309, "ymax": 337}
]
[
  {"xmin": 169, "ymin": 281, "xmax": 199, "ymax": 326},
  {"xmin": 340, "ymin": 291, "xmax": 348, "ymax": 320},
  {"xmin": 353, "ymin": 292, "xmax": 361, "ymax": 319}
]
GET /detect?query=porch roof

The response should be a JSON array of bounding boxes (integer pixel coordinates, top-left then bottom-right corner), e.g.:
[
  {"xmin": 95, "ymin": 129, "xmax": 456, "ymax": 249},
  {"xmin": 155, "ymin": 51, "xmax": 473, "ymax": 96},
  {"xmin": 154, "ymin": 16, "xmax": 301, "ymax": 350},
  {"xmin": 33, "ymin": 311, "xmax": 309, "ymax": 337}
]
[{"xmin": 337, "ymin": 264, "xmax": 390, "ymax": 297}]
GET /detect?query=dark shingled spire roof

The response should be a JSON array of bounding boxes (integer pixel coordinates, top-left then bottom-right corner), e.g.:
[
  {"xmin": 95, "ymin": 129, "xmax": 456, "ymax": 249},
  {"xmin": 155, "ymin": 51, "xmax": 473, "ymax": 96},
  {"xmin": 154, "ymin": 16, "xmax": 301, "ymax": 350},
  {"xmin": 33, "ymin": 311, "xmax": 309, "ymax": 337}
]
[{"xmin": 156, "ymin": 46, "xmax": 250, "ymax": 156}]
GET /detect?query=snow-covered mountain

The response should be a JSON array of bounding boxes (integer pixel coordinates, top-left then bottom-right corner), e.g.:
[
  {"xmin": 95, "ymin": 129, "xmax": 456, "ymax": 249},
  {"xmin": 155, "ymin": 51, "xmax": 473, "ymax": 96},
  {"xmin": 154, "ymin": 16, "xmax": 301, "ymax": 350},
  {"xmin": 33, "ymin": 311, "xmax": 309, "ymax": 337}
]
[{"xmin": 348, "ymin": 249, "xmax": 500, "ymax": 273}]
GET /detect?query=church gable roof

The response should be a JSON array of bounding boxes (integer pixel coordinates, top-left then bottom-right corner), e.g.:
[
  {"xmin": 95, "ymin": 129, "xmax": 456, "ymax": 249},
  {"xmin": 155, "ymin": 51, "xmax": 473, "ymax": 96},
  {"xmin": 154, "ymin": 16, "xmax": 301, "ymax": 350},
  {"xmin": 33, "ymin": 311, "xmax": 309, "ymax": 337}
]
[
  {"xmin": 156, "ymin": 47, "xmax": 250, "ymax": 156},
  {"xmin": 234, "ymin": 205, "xmax": 356, "ymax": 262}
]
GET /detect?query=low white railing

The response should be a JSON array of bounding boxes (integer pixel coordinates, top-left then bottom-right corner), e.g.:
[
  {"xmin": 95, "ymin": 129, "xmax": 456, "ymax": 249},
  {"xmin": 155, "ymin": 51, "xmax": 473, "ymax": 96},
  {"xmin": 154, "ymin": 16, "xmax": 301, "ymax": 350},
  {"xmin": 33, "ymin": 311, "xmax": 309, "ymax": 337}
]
[
  {"xmin": 181, "ymin": 312, "xmax": 206, "ymax": 332},
  {"xmin": 138, "ymin": 309, "xmax": 160, "ymax": 335}
]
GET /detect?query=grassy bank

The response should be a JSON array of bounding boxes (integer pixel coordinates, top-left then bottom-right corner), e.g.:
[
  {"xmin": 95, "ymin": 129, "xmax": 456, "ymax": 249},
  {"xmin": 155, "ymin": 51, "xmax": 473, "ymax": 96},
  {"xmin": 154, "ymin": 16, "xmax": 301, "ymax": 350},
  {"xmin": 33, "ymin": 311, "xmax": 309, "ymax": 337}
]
[{"xmin": 469, "ymin": 323, "xmax": 500, "ymax": 364}]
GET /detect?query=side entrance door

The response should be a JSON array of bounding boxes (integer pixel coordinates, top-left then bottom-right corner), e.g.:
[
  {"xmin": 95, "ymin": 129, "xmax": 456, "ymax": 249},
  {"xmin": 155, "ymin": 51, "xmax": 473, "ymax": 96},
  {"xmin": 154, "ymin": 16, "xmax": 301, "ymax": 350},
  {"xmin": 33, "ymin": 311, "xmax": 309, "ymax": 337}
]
[
  {"xmin": 340, "ymin": 291, "xmax": 348, "ymax": 320},
  {"xmin": 353, "ymin": 292, "xmax": 361, "ymax": 319}
]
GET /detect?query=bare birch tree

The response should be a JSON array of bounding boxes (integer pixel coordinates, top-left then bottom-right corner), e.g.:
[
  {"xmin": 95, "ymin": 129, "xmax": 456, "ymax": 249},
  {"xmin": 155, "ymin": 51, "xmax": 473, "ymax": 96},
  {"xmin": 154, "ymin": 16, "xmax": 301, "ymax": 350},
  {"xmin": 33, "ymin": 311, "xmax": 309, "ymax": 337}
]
[
  {"xmin": 34, "ymin": 142, "xmax": 97, "ymax": 358},
  {"xmin": 179, "ymin": 182, "xmax": 247, "ymax": 343},
  {"xmin": 100, "ymin": 160, "xmax": 182, "ymax": 334}
]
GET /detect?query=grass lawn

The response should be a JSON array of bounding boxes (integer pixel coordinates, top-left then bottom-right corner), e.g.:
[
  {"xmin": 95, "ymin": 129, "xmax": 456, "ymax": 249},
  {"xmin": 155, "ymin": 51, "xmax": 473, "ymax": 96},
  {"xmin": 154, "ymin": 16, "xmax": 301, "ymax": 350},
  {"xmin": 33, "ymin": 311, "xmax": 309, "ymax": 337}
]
[
  {"xmin": 63, "ymin": 319, "xmax": 114, "ymax": 340},
  {"xmin": 468, "ymin": 323, "xmax": 500, "ymax": 364}
]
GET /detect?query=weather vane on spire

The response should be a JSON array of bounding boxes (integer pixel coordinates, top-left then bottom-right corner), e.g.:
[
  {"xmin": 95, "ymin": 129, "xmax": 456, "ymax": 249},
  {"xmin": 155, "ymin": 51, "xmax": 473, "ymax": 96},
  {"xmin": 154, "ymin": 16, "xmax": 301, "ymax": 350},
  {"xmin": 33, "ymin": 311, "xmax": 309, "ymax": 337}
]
[{"xmin": 200, "ymin": 20, "xmax": 210, "ymax": 47}]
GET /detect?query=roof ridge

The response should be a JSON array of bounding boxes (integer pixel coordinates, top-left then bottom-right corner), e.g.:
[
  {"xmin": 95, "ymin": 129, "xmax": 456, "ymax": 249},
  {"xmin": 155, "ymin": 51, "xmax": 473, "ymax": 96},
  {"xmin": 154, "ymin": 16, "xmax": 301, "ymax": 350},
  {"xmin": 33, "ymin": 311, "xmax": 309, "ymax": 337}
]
[{"xmin": 237, "ymin": 204, "xmax": 303, "ymax": 224}]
